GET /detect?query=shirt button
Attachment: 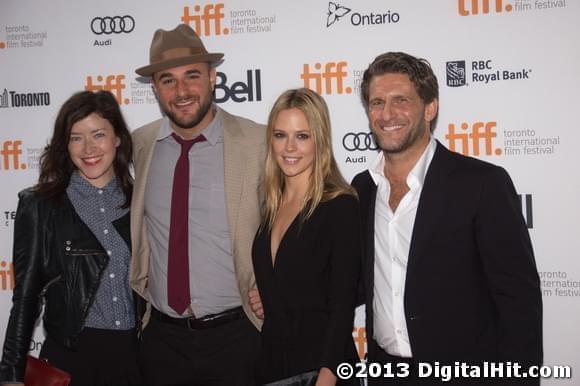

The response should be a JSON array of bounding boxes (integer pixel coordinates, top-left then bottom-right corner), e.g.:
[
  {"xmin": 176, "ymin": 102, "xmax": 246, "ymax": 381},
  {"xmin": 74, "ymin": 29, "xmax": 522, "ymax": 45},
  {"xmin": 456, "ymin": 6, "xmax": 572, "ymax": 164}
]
[
  {"xmin": 98, "ymin": 190, "xmax": 103, "ymax": 195},
  {"xmin": 109, "ymin": 273, "xmax": 115, "ymax": 279},
  {"xmin": 100, "ymin": 208, "xmax": 105, "ymax": 213},
  {"xmin": 113, "ymin": 296, "xmax": 118, "ymax": 302},
  {"xmin": 115, "ymin": 321, "xmax": 120, "ymax": 326},
  {"xmin": 103, "ymin": 229, "xmax": 109, "ymax": 234},
  {"xmin": 396, "ymin": 329, "xmax": 402, "ymax": 334},
  {"xmin": 394, "ymin": 291, "xmax": 400, "ymax": 297}
]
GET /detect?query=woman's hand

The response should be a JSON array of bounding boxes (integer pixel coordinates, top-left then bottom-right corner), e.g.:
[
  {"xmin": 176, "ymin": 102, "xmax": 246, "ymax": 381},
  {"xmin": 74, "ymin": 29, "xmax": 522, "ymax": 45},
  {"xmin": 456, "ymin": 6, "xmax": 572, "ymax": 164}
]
[
  {"xmin": 315, "ymin": 367, "xmax": 337, "ymax": 386},
  {"xmin": 248, "ymin": 288, "xmax": 264, "ymax": 319}
]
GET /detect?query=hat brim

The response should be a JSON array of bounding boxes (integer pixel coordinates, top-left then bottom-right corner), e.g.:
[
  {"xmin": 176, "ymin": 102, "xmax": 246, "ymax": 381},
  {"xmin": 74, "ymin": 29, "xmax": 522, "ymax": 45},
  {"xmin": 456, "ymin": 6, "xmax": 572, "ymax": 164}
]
[{"xmin": 135, "ymin": 53, "xmax": 224, "ymax": 77}]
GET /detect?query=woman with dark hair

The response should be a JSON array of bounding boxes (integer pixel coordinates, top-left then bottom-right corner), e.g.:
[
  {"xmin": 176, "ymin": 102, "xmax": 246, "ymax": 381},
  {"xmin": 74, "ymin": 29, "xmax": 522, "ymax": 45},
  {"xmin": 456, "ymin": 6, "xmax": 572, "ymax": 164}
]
[
  {"xmin": 0, "ymin": 90, "xmax": 141, "ymax": 386},
  {"xmin": 252, "ymin": 88, "xmax": 361, "ymax": 385}
]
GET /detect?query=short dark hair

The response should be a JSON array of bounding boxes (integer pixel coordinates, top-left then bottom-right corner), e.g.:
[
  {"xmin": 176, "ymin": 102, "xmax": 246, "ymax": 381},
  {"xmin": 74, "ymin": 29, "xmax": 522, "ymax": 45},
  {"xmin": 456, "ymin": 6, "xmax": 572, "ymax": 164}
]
[
  {"xmin": 35, "ymin": 91, "xmax": 133, "ymax": 207},
  {"xmin": 360, "ymin": 52, "xmax": 439, "ymax": 131}
]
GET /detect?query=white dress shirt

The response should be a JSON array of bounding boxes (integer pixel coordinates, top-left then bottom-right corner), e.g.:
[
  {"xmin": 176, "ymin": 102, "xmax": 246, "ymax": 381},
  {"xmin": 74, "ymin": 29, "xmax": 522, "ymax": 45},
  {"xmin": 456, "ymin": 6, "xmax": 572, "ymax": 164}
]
[{"xmin": 369, "ymin": 137, "xmax": 436, "ymax": 357}]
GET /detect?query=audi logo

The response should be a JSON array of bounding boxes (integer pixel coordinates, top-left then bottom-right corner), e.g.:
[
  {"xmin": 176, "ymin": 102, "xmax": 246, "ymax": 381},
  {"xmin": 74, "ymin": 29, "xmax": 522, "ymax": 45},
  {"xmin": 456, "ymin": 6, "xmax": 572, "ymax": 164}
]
[
  {"xmin": 342, "ymin": 132, "xmax": 379, "ymax": 151},
  {"xmin": 91, "ymin": 16, "xmax": 135, "ymax": 35}
]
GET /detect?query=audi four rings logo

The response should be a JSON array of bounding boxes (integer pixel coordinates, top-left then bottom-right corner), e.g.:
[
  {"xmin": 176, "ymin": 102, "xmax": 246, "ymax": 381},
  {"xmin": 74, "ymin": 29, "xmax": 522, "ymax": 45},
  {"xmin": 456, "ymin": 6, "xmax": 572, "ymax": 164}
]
[
  {"xmin": 91, "ymin": 16, "xmax": 135, "ymax": 35},
  {"xmin": 342, "ymin": 132, "xmax": 379, "ymax": 151}
]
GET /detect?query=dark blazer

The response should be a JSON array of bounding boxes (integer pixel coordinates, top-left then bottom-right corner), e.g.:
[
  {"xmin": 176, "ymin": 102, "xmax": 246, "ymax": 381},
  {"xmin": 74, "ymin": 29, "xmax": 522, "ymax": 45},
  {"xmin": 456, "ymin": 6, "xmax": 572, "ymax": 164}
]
[
  {"xmin": 0, "ymin": 189, "xmax": 132, "ymax": 383},
  {"xmin": 252, "ymin": 194, "xmax": 361, "ymax": 383},
  {"xmin": 352, "ymin": 141, "xmax": 542, "ymax": 382}
]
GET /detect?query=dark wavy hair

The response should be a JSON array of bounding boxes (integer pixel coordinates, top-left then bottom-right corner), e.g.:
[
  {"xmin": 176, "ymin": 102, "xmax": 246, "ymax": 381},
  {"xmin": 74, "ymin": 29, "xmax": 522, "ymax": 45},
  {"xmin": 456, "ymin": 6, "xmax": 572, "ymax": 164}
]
[
  {"xmin": 35, "ymin": 90, "xmax": 133, "ymax": 207},
  {"xmin": 360, "ymin": 52, "xmax": 439, "ymax": 132}
]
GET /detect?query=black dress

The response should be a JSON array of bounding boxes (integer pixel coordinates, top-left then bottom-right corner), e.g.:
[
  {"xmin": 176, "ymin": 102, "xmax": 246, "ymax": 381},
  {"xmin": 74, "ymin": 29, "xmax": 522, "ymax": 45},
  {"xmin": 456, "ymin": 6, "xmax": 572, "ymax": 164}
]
[{"xmin": 252, "ymin": 194, "xmax": 361, "ymax": 383}]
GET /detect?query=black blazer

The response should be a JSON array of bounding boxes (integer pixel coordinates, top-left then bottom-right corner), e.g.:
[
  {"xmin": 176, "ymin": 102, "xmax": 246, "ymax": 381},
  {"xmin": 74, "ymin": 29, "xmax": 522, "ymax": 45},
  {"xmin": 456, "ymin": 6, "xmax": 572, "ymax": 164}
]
[
  {"xmin": 252, "ymin": 194, "xmax": 361, "ymax": 382},
  {"xmin": 352, "ymin": 142, "xmax": 542, "ymax": 379}
]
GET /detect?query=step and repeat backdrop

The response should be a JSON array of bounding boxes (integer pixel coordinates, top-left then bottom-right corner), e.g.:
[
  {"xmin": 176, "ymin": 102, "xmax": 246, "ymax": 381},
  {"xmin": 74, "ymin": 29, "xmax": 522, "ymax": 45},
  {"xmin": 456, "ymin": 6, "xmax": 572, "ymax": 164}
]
[{"xmin": 1, "ymin": 0, "xmax": 578, "ymax": 383}]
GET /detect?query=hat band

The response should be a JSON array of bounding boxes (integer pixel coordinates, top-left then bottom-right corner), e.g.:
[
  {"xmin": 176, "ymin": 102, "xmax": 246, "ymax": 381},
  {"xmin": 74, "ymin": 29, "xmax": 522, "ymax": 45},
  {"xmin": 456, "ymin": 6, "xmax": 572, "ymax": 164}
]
[{"xmin": 151, "ymin": 47, "xmax": 206, "ymax": 63}]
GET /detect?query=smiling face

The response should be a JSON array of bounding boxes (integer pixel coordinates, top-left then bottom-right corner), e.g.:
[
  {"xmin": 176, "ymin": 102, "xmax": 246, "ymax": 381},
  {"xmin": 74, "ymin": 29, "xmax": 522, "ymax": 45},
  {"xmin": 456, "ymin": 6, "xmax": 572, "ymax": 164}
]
[
  {"xmin": 368, "ymin": 73, "xmax": 437, "ymax": 157},
  {"xmin": 152, "ymin": 62, "xmax": 216, "ymax": 139},
  {"xmin": 67, "ymin": 112, "xmax": 120, "ymax": 188},
  {"xmin": 271, "ymin": 108, "xmax": 315, "ymax": 186}
]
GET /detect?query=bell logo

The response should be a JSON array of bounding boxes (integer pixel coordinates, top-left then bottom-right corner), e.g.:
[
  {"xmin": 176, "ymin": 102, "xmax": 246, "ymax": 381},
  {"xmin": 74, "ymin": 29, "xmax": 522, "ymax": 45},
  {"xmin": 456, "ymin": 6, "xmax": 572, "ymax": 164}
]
[
  {"xmin": 0, "ymin": 140, "xmax": 26, "ymax": 170},
  {"xmin": 301, "ymin": 61, "xmax": 352, "ymax": 95},
  {"xmin": 445, "ymin": 121, "xmax": 502, "ymax": 156},
  {"xmin": 182, "ymin": 3, "xmax": 229, "ymax": 36},
  {"xmin": 214, "ymin": 69, "xmax": 261, "ymax": 103},
  {"xmin": 0, "ymin": 260, "xmax": 15, "ymax": 290},
  {"xmin": 458, "ymin": 0, "xmax": 513, "ymax": 16},
  {"xmin": 85, "ymin": 75, "xmax": 129, "ymax": 105}
]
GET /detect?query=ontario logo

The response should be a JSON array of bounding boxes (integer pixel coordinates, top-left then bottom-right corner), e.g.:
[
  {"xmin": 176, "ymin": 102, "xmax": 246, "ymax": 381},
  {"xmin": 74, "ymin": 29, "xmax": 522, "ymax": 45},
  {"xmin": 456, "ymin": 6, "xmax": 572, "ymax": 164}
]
[{"xmin": 325, "ymin": 1, "xmax": 400, "ymax": 28}]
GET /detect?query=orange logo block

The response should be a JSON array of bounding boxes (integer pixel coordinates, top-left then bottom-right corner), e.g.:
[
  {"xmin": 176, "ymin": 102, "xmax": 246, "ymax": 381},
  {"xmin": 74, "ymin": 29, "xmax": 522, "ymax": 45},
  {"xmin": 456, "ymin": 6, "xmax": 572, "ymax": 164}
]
[
  {"xmin": 85, "ymin": 75, "xmax": 129, "ymax": 105},
  {"xmin": 458, "ymin": 0, "xmax": 513, "ymax": 16},
  {"xmin": 0, "ymin": 140, "xmax": 26, "ymax": 170},
  {"xmin": 301, "ymin": 61, "xmax": 352, "ymax": 95},
  {"xmin": 0, "ymin": 41, "xmax": 5, "ymax": 49},
  {"xmin": 446, "ymin": 122, "xmax": 502, "ymax": 156},
  {"xmin": 352, "ymin": 327, "xmax": 367, "ymax": 360},
  {"xmin": 0, "ymin": 260, "xmax": 15, "ymax": 290},
  {"xmin": 182, "ymin": 3, "xmax": 229, "ymax": 36}
]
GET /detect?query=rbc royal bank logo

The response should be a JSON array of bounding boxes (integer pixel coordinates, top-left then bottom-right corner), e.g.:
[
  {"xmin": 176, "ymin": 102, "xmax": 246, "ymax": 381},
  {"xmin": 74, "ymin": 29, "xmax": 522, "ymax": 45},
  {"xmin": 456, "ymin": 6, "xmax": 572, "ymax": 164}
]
[{"xmin": 446, "ymin": 61, "xmax": 466, "ymax": 87}]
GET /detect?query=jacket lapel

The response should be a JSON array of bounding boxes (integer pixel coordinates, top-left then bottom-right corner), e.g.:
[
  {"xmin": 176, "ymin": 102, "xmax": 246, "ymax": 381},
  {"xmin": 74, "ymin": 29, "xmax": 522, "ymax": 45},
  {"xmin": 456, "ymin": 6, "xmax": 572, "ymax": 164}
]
[
  {"xmin": 222, "ymin": 108, "xmax": 248, "ymax": 251},
  {"xmin": 406, "ymin": 141, "xmax": 456, "ymax": 278}
]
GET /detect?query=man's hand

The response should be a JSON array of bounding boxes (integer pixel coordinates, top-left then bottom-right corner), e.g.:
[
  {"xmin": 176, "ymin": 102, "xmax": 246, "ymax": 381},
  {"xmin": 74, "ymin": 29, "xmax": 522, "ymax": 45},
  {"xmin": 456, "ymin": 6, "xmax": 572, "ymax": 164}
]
[{"xmin": 248, "ymin": 288, "xmax": 264, "ymax": 320}]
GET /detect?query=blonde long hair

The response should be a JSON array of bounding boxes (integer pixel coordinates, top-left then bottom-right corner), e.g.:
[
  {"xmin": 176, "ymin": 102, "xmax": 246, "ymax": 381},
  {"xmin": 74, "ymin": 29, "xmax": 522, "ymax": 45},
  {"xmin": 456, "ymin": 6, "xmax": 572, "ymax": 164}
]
[{"xmin": 263, "ymin": 88, "xmax": 356, "ymax": 228}]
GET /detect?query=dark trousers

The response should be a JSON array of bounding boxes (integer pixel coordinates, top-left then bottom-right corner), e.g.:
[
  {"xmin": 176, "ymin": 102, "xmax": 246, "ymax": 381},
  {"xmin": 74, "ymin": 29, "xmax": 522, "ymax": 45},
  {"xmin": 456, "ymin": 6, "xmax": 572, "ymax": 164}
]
[
  {"xmin": 40, "ymin": 327, "xmax": 142, "ymax": 386},
  {"xmin": 139, "ymin": 311, "xmax": 261, "ymax": 386}
]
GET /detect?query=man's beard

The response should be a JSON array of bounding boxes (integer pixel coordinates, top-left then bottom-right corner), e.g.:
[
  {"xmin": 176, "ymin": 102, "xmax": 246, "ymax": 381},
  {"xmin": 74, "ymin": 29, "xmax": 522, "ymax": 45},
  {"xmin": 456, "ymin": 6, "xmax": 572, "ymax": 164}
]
[{"xmin": 164, "ymin": 92, "xmax": 213, "ymax": 130}]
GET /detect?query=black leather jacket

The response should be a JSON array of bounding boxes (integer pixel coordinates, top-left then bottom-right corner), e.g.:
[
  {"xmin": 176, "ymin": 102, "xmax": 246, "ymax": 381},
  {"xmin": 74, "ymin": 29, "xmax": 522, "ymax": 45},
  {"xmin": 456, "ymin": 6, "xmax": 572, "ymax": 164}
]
[{"xmin": 0, "ymin": 188, "xmax": 133, "ymax": 382}]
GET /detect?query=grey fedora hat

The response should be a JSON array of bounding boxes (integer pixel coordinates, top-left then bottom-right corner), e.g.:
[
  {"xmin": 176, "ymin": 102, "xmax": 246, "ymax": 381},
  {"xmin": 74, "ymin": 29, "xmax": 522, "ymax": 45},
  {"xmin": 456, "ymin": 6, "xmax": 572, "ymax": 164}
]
[{"xmin": 135, "ymin": 24, "xmax": 223, "ymax": 77}]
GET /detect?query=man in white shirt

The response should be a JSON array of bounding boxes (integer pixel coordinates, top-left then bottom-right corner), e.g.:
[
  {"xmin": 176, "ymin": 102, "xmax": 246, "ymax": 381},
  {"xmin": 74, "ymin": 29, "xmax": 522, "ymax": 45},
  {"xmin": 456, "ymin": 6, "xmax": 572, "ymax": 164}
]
[{"xmin": 351, "ymin": 52, "xmax": 542, "ymax": 385}]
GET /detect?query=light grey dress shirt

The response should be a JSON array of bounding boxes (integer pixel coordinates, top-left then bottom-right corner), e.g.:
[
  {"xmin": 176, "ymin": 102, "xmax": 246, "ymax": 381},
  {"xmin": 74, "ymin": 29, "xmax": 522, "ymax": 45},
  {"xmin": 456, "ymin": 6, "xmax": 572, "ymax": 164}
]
[{"xmin": 144, "ymin": 108, "xmax": 241, "ymax": 318}]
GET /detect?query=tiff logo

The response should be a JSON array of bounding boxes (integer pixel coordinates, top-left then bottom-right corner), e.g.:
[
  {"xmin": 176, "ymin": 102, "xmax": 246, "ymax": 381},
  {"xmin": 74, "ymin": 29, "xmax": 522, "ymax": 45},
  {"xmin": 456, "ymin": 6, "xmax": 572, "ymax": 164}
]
[
  {"xmin": 446, "ymin": 61, "xmax": 466, "ymax": 87},
  {"xmin": 0, "ymin": 260, "xmax": 15, "ymax": 290},
  {"xmin": 458, "ymin": 0, "xmax": 513, "ymax": 16},
  {"xmin": 182, "ymin": 3, "xmax": 229, "ymax": 36},
  {"xmin": 445, "ymin": 122, "xmax": 502, "ymax": 156},
  {"xmin": 0, "ymin": 89, "xmax": 8, "ymax": 108},
  {"xmin": 352, "ymin": 327, "xmax": 366, "ymax": 360},
  {"xmin": 301, "ymin": 61, "xmax": 352, "ymax": 95},
  {"xmin": 85, "ymin": 75, "xmax": 129, "ymax": 105},
  {"xmin": 518, "ymin": 194, "xmax": 533, "ymax": 229},
  {"xmin": 0, "ymin": 140, "xmax": 26, "ymax": 170}
]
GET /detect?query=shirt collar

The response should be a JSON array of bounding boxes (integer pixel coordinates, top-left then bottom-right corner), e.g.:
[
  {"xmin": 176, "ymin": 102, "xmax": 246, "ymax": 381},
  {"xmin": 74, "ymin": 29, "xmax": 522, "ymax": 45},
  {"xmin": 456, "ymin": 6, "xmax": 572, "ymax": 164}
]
[
  {"xmin": 368, "ymin": 136, "xmax": 437, "ymax": 190},
  {"xmin": 68, "ymin": 170, "xmax": 120, "ymax": 197},
  {"xmin": 156, "ymin": 104, "xmax": 222, "ymax": 146}
]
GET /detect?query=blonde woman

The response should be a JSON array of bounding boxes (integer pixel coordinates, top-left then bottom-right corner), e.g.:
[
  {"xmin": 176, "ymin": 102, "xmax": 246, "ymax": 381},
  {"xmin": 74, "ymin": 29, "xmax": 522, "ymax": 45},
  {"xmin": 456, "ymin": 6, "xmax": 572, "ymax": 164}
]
[{"xmin": 252, "ymin": 88, "xmax": 361, "ymax": 385}]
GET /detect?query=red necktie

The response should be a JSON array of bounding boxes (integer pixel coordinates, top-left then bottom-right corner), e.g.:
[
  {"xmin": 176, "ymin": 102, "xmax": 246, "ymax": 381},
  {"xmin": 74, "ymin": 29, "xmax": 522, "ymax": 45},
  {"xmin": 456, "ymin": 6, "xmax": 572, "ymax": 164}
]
[{"xmin": 168, "ymin": 132, "xmax": 206, "ymax": 315}]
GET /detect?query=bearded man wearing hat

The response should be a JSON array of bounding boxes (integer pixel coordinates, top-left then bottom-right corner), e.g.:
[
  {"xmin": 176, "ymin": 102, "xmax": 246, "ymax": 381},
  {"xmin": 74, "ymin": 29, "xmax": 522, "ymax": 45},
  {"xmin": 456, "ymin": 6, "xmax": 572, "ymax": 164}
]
[{"xmin": 130, "ymin": 24, "xmax": 264, "ymax": 385}]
